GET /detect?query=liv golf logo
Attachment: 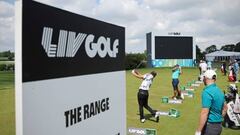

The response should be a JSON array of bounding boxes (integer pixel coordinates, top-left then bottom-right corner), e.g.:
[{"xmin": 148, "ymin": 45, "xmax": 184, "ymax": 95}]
[{"xmin": 41, "ymin": 27, "xmax": 119, "ymax": 58}]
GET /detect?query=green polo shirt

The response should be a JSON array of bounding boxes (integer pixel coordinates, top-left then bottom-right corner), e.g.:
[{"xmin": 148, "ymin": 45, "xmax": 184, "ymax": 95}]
[
  {"xmin": 202, "ymin": 83, "xmax": 225, "ymax": 122},
  {"xmin": 172, "ymin": 69, "xmax": 180, "ymax": 79}
]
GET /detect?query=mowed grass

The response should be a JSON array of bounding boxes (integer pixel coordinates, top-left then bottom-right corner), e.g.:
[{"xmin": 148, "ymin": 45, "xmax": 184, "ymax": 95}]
[
  {"xmin": 0, "ymin": 61, "xmax": 14, "ymax": 64},
  {"xmin": 0, "ymin": 71, "xmax": 15, "ymax": 135},
  {"xmin": 0, "ymin": 69, "xmax": 239, "ymax": 135},
  {"xmin": 126, "ymin": 67, "xmax": 239, "ymax": 135},
  {"xmin": 0, "ymin": 57, "xmax": 9, "ymax": 61}
]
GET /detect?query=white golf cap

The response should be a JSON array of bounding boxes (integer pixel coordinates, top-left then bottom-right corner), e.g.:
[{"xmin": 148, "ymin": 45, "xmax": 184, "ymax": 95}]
[{"xmin": 203, "ymin": 70, "xmax": 217, "ymax": 79}]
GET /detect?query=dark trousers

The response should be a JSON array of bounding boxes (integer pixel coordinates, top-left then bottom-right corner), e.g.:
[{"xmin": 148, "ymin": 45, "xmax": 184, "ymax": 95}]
[
  {"xmin": 137, "ymin": 89, "xmax": 156, "ymax": 119},
  {"xmin": 172, "ymin": 79, "xmax": 179, "ymax": 90},
  {"xmin": 223, "ymin": 69, "xmax": 227, "ymax": 76},
  {"xmin": 202, "ymin": 122, "xmax": 222, "ymax": 135}
]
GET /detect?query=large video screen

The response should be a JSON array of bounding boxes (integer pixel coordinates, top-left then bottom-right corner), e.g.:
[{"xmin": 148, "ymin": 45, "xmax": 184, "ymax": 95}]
[{"xmin": 155, "ymin": 36, "xmax": 193, "ymax": 59}]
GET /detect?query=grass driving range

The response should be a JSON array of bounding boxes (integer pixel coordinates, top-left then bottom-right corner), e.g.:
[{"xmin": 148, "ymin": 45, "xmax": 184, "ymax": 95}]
[
  {"xmin": 0, "ymin": 71, "xmax": 15, "ymax": 135},
  {"xmin": 0, "ymin": 68, "xmax": 239, "ymax": 135},
  {"xmin": 126, "ymin": 67, "xmax": 239, "ymax": 135}
]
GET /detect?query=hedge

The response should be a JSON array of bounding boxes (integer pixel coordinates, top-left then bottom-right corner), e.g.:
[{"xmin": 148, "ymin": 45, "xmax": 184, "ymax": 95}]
[{"xmin": 0, "ymin": 64, "xmax": 14, "ymax": 71}]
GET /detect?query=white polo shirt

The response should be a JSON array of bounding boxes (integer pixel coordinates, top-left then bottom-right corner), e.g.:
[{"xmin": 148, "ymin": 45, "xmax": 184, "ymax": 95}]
[
  {"xmin": 139, "ymin": 74, "xmax": 153, "ymax": 90},
  {"xmin": 200, "ymin": 62, "xmax": 207, "ymax": 72}
]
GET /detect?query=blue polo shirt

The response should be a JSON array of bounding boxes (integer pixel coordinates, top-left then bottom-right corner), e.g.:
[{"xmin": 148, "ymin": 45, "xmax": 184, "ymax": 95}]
[
  {"xmin": 172, "ymin": 69, "xmax": 180, "ymax": 79},
  {"xmin": 233, "ymin": 62, "xmax": 239, "ymax": 72},
  {"xmin": 202, "ymin": 83, "xmax": 225, "ymax": 122}
]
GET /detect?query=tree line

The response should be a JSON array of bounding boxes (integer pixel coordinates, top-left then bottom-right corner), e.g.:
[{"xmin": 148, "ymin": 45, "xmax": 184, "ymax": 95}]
[
  {"xmin": 0, "ymin": 51, "xmax": 14, "ymax": 71},
  {"xmin": 1, "ymin": 41, "xmax": 239, "ymax": 71},
  {"xmin": 125, "ymin": 53, "xmax": 147, "ymax": 70},
  {"xmin": 0, "ymin": 50, "xmax": 14, "ymax": 61},
  {"xmin": 126, "ymin": 41, "xmax": 240, "ymax": 70},
  {"xmin": 196, "ymin": 42, "xmax": 240, "ymax": 61}
]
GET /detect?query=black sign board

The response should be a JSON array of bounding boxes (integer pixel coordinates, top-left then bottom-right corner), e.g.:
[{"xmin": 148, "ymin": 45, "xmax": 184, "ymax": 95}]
[
  {"xmin": 22, "ymin": 0, "xmax": 125, "ymax": 82},
  {"xmin": 155, "ymin": 36, "xmax": 192, "ymax": 59}
]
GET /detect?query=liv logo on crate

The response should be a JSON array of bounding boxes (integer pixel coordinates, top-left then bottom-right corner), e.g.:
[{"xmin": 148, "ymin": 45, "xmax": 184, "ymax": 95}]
[{"xmin": 41, "ymin": 27, "xmax": 119, "ymax": 58}]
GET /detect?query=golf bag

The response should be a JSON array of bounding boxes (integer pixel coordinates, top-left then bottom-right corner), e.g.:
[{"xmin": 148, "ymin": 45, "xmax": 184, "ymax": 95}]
[{"xmin": 222, "ymin": 84, "xmax": 240, "ymax": 130}]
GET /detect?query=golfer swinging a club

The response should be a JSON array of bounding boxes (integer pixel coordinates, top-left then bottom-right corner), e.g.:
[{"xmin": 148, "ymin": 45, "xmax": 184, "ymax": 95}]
[
  {"xmin": 131, "ymin": 69, "xmax": 159, "ymax": 123},
  {"xmin": 172, "ymin": 64, "xmax": 182, "ymax": 100}
]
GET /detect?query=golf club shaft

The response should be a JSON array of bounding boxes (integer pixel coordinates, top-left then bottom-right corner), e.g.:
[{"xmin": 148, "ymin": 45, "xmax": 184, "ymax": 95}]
[{"xmin": 135, "ymin": 61, "xmax": 143, "ymax": 69}]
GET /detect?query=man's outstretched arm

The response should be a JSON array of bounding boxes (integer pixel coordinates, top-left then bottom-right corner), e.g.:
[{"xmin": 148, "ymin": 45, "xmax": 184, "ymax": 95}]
[{"xmin": 132, "ymin": 69, "xmax": 144, "ymax": 79}]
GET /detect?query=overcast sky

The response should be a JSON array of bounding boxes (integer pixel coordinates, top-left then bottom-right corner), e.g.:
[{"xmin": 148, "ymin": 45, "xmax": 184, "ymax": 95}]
[{"xmin": 0, "ymin": 0, "xmax": 240, "ymax": 53}]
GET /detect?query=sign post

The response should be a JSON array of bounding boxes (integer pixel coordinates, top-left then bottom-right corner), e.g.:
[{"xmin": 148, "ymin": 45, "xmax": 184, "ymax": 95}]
[{"xmin": 15, "ymin": 1, "xmax": 126, "ymax": 135}]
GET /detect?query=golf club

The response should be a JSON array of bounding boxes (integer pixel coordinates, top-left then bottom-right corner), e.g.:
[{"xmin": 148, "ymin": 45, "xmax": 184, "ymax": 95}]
[{"xmin": 134, "ymin": 60, "xmax": 147, "ymax": 69}]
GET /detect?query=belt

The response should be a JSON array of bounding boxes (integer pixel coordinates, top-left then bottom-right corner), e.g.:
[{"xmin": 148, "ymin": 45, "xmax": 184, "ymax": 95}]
[
  {"xmin": 139, "ymin": 89, "xmax": 148, "ymax": 92},
  {"xmin": 207, "ymin": 122, "xmax": 221, "ymax": 124}
]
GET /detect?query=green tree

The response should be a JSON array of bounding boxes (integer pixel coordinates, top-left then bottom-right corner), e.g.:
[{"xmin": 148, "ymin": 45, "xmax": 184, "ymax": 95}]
[
  {"xmin": 8, "ymin": 53, "xmax": 14, "ymax": 61},
  {"xmin": 0, "ymin": 51, "xmax": 14, "ymax": 61},
  {"xmin": 220, "ymin": 44, "xmax": 235, "ymax": 51},
  {"xmin": 205, "ymin": 45, "xmax": 217, "ymax": 54},
  {"xmin": 125, "ymin": 53, "xmax": 147, "ymax": 70},
  {"xmin": 196, "ymin": 45, "xmax": 204, "ymax": 62},
  {"xmin": 0, "ymin": 50, "xmax": 11, "ymax": 57},
  {"xmin": 235, "ymin": 42, "xmax": 240, "ymax": 52}
]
